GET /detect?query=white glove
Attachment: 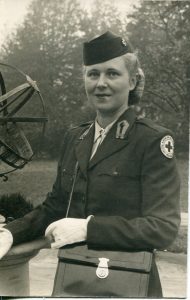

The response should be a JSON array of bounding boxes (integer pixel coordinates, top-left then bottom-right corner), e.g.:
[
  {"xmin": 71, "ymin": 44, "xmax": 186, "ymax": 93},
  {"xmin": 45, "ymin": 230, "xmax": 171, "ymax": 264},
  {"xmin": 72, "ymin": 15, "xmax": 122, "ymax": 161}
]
[
  {"xmin": 0, "ymin": 227, "xmax": 13, "ymax": 259},
  {"xmin": 45, "ymin": 216, "xmax": 92, "ymax": 249}
]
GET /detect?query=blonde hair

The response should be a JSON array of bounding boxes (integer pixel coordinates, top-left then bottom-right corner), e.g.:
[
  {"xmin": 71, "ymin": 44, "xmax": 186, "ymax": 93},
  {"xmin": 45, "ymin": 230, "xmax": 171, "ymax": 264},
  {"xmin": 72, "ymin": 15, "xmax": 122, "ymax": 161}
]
[{"xmin": 122, "ymin": 53, "xmax": 145, "ymax": 105}]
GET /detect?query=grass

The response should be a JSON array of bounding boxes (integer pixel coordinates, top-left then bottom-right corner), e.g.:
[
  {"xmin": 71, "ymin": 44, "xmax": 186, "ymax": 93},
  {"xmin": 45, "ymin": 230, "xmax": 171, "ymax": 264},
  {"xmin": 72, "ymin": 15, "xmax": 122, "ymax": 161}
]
[
  {"xmin": 177, "ymin": 158, "xmax": 189, "ymax": 212},
  {"xmin": 167, "ymin": 225, "xmax": 188, "ymax": 254},
  {"xmin": 0, "ymin": 160, "xmax": 57, "ymax": 208},
  {"xmin": 0, "ymin": 157, "xmax": 188, "ymax": 253}
]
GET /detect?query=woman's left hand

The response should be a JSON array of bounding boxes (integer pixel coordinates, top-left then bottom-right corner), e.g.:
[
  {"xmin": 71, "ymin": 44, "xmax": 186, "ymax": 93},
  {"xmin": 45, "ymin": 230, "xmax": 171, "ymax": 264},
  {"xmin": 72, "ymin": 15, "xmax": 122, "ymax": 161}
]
[{"xmin": 45, "ymin": 216, "xmax": 92, "ymax": 249}]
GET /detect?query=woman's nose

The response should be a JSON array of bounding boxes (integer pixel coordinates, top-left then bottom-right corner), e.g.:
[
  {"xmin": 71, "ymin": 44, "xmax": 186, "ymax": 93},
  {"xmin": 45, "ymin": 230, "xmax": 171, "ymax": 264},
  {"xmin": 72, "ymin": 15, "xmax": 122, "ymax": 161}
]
[{"xmin": 96, "ymin": 74, "xmax": 107, "ymax": 88}]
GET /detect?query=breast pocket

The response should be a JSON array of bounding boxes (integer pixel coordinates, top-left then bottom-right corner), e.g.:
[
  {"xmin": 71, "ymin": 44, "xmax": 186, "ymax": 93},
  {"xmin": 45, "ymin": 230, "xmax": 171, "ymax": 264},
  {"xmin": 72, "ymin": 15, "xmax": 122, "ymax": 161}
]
[
  {"xmin": 97, "ymin": 160, "xmax": 140, "ymax": 179},
  {"xmin": 93, "ymin": 160, "xmax": 141, "ymax": 212}
]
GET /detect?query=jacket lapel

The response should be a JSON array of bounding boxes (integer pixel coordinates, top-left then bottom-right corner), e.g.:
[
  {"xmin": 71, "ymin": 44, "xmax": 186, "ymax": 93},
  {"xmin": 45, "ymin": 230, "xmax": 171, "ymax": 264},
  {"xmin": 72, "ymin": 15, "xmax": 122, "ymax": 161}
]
[
  {"xmin": 88, "ymin": 108, "xmax": 137, "ymax": 169},
  {"xmin": 74, "ymin": 123, "xmax": 95, "ymax": 176}
]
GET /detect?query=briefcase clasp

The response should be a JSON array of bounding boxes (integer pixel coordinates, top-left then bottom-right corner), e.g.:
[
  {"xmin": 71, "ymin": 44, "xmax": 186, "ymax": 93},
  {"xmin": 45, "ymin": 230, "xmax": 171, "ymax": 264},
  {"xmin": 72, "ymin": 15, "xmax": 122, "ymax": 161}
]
[{"xmin": 96, "ymin": 257, "xmax": 109, "ymax": 279}]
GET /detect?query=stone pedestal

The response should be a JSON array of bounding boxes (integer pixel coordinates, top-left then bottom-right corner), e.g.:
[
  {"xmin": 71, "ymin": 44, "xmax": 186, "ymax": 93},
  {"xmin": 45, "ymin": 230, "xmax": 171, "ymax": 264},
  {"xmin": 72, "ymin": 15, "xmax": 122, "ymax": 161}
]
[{"xmin": 0, "ymin": 238, "xmax": 49, "ymax": 296}]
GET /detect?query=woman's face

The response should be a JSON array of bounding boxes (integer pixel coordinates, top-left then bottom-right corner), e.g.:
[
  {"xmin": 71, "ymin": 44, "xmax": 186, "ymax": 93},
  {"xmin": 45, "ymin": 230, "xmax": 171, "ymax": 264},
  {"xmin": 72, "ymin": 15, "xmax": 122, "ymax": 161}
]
[{"xmin": 84, "ymin": 56, "xmax": 135, "ymax": 114}]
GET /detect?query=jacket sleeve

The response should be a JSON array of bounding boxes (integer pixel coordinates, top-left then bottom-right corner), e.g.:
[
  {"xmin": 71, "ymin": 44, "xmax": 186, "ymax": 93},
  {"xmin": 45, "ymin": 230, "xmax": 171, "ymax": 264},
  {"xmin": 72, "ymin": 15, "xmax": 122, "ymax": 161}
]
[
  {"xmin": 4, "ymin": 132, "xmax": 70, "ymax": 245},
  {"xmin": 87, "ymin": 132, "xmax": 181, "ymax": 250}
]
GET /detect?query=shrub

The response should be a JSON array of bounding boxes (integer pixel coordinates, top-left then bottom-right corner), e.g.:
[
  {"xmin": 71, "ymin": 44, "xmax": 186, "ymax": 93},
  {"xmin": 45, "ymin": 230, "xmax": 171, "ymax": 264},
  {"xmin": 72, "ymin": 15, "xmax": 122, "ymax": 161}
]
[{"xmin": 0, "ymin": 193, "xmax": 33, "ymax": 223}]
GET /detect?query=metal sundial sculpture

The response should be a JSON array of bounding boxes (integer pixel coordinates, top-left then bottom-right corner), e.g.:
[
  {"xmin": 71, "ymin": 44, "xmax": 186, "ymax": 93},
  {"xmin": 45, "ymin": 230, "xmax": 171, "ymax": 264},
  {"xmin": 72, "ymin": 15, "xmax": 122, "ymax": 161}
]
[{"xmin": 0, "ymin": 62, "xmax": 48, "ymax": 181}]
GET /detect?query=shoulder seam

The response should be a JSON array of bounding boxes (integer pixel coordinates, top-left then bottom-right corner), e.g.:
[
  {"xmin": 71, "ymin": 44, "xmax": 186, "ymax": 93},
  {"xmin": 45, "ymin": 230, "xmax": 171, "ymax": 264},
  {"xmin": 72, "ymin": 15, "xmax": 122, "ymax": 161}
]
[
  {"xmin": 136, "ymin": 118, "xmax": 172, "ymax": 134},
  {"xmin": 70, "ymin": 121, "xmax": 93, "ymax": 130}
]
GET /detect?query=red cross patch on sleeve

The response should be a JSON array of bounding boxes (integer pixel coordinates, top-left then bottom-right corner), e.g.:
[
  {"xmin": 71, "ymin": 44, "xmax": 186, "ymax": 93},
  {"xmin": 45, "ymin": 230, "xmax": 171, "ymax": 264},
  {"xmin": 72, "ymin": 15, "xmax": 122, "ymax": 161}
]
[{"xmin": 160, "ymin": 135, "xmax": 174, "ymax": 158}]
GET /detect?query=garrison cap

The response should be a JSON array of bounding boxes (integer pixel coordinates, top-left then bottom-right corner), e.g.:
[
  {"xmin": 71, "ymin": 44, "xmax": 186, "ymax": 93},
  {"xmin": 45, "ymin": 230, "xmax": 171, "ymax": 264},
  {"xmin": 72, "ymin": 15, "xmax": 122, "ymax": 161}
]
[{"xmin": 83, "ymin": 31, "xmax": 133, "ymax": 66}]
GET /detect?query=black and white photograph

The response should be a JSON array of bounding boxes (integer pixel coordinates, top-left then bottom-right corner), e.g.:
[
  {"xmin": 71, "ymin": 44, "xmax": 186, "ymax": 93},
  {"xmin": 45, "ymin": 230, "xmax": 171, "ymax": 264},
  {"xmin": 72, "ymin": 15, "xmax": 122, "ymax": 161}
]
[{"xmin": 0, "ymin": 0, "xmax": 188, "ymax": 298}]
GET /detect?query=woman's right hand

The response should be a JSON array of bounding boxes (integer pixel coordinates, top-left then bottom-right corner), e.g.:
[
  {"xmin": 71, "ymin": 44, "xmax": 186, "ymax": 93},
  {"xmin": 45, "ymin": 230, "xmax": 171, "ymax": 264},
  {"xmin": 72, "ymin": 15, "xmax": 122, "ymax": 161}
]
[{"xmin": 0, "ymin": 227, "xmax": 13, "ymax": 259}]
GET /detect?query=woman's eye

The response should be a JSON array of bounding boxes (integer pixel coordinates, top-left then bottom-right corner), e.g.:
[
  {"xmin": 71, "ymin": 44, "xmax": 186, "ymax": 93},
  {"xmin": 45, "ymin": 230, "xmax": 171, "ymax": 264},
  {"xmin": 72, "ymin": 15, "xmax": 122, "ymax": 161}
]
[
  {"xmin": 107, "ymin": 71, "xmax": 119, "ymax": 78},
  {"xmin": 87, "ymin": 71, "xmax": 99, "ymax": 78}
]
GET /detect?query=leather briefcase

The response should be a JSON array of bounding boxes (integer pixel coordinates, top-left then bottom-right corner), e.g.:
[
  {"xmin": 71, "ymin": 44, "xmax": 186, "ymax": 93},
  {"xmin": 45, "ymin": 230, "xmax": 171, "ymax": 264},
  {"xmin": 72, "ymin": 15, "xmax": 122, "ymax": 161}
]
[{"xmin": 52, "ymin": 243, "xmax": 153, "ymax": 297}]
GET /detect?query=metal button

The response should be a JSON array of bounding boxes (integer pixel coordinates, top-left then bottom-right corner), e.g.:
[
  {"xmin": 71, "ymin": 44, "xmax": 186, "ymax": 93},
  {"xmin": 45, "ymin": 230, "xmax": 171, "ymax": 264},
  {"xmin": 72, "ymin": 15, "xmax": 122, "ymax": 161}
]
[{"xmin": 113, "ymin": 171, "xmax": 119, "ymax": 176}]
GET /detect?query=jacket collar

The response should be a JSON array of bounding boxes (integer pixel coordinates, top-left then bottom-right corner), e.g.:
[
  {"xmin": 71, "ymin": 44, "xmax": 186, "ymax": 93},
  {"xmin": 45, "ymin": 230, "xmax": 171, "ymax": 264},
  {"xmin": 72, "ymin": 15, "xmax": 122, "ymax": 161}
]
[{"xmin": 75, "ymin": 107, "xmax": 137, "ymax": 174}]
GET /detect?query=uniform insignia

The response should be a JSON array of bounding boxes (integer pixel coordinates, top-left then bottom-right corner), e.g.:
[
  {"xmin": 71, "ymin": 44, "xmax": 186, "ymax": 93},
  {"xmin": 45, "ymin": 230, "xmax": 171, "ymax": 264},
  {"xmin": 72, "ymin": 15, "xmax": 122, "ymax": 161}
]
[
  {"xmin": 160, "ymin": 135, "xmax": 174, "ymax": 158},
  {"xmin": 121, "ymin": 38, "xmax": 127, "ymax": 46},
  {"xmin": 116, "ymin": 120, "xmax": 129, "ymax": 139}
]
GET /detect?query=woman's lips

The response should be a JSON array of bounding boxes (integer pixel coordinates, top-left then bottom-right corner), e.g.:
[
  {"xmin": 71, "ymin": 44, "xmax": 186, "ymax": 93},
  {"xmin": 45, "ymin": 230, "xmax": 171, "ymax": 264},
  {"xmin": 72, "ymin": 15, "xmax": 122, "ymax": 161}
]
[{"xmin": 95, "ymin": 94, "xmax": 111, "ymax": 98}]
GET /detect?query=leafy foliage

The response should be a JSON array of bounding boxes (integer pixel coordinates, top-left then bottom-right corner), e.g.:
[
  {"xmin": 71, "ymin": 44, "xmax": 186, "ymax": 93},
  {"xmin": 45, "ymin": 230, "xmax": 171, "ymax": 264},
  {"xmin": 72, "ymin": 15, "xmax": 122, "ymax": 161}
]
[
  {"xmin": 0, "ymin": 193, "xmax": 33, "ymax": 222},
  {"xmin": 0, "ymin": 0, "xmax": 126, "ymax": 156},
  {"xmin": 126, "ymin": 1, "xmax": 189, "ymax": 152}
]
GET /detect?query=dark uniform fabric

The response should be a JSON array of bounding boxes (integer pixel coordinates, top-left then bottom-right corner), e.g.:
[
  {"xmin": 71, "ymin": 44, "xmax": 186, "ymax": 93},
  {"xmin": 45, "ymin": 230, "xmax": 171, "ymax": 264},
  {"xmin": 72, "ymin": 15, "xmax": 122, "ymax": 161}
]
[{"xmin": 5, "ymin": 107, "xmax": 180, "ymax": 297}]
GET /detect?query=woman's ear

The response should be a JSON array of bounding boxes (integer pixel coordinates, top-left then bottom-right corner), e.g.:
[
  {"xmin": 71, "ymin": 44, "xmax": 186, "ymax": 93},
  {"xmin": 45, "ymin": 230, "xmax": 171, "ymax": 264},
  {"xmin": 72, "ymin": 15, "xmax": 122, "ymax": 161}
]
[{"xmin": 129, "ymin": 74, "xmax": 137, "ymax": 91}]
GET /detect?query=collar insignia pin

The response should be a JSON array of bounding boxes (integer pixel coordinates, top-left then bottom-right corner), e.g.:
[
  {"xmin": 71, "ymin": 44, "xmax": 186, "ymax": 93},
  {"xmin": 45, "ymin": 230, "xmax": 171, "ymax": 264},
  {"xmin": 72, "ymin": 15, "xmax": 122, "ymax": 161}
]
[
  {"xmin": 121, "ymin": 38, "xmax": 127, "ymax": 46},
  {"xmin": 116, "ymin": 120, "xmax": 129, "ymax": 139}
]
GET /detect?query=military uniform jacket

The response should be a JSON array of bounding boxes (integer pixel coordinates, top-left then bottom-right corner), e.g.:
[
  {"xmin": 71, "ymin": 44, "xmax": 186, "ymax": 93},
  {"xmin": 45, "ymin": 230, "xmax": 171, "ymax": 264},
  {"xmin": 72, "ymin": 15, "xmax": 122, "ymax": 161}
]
[{"xmin": 6, "ymin": 108, "xmax": 180, "ymax": 251}]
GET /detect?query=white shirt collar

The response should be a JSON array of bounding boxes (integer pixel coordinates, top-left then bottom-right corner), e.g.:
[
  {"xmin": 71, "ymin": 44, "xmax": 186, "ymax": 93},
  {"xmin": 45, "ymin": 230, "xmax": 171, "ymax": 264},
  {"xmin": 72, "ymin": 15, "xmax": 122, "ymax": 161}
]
[
  {"xmin": 93, "ymin": 108, "xmax": 130, "ymax": 141},
  {"xmin": 94, "ymin": 119, "xmax": 116, "ymax": 141}
]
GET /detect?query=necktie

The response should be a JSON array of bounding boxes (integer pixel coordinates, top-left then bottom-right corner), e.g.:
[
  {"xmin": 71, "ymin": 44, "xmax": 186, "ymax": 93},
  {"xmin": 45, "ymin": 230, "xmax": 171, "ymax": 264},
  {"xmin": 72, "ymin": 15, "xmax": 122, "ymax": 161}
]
[{"xmin": 90, "ymin": 129, "xmax": 104, "ymax": 159}]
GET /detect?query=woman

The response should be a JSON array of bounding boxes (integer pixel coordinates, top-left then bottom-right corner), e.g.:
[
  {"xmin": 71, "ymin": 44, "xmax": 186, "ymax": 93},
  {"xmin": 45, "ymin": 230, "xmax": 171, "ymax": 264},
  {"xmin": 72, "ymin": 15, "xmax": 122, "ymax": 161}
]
[{"xmin": 0, "ymin": 31, "xmax": 180, "ymax": 297}]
